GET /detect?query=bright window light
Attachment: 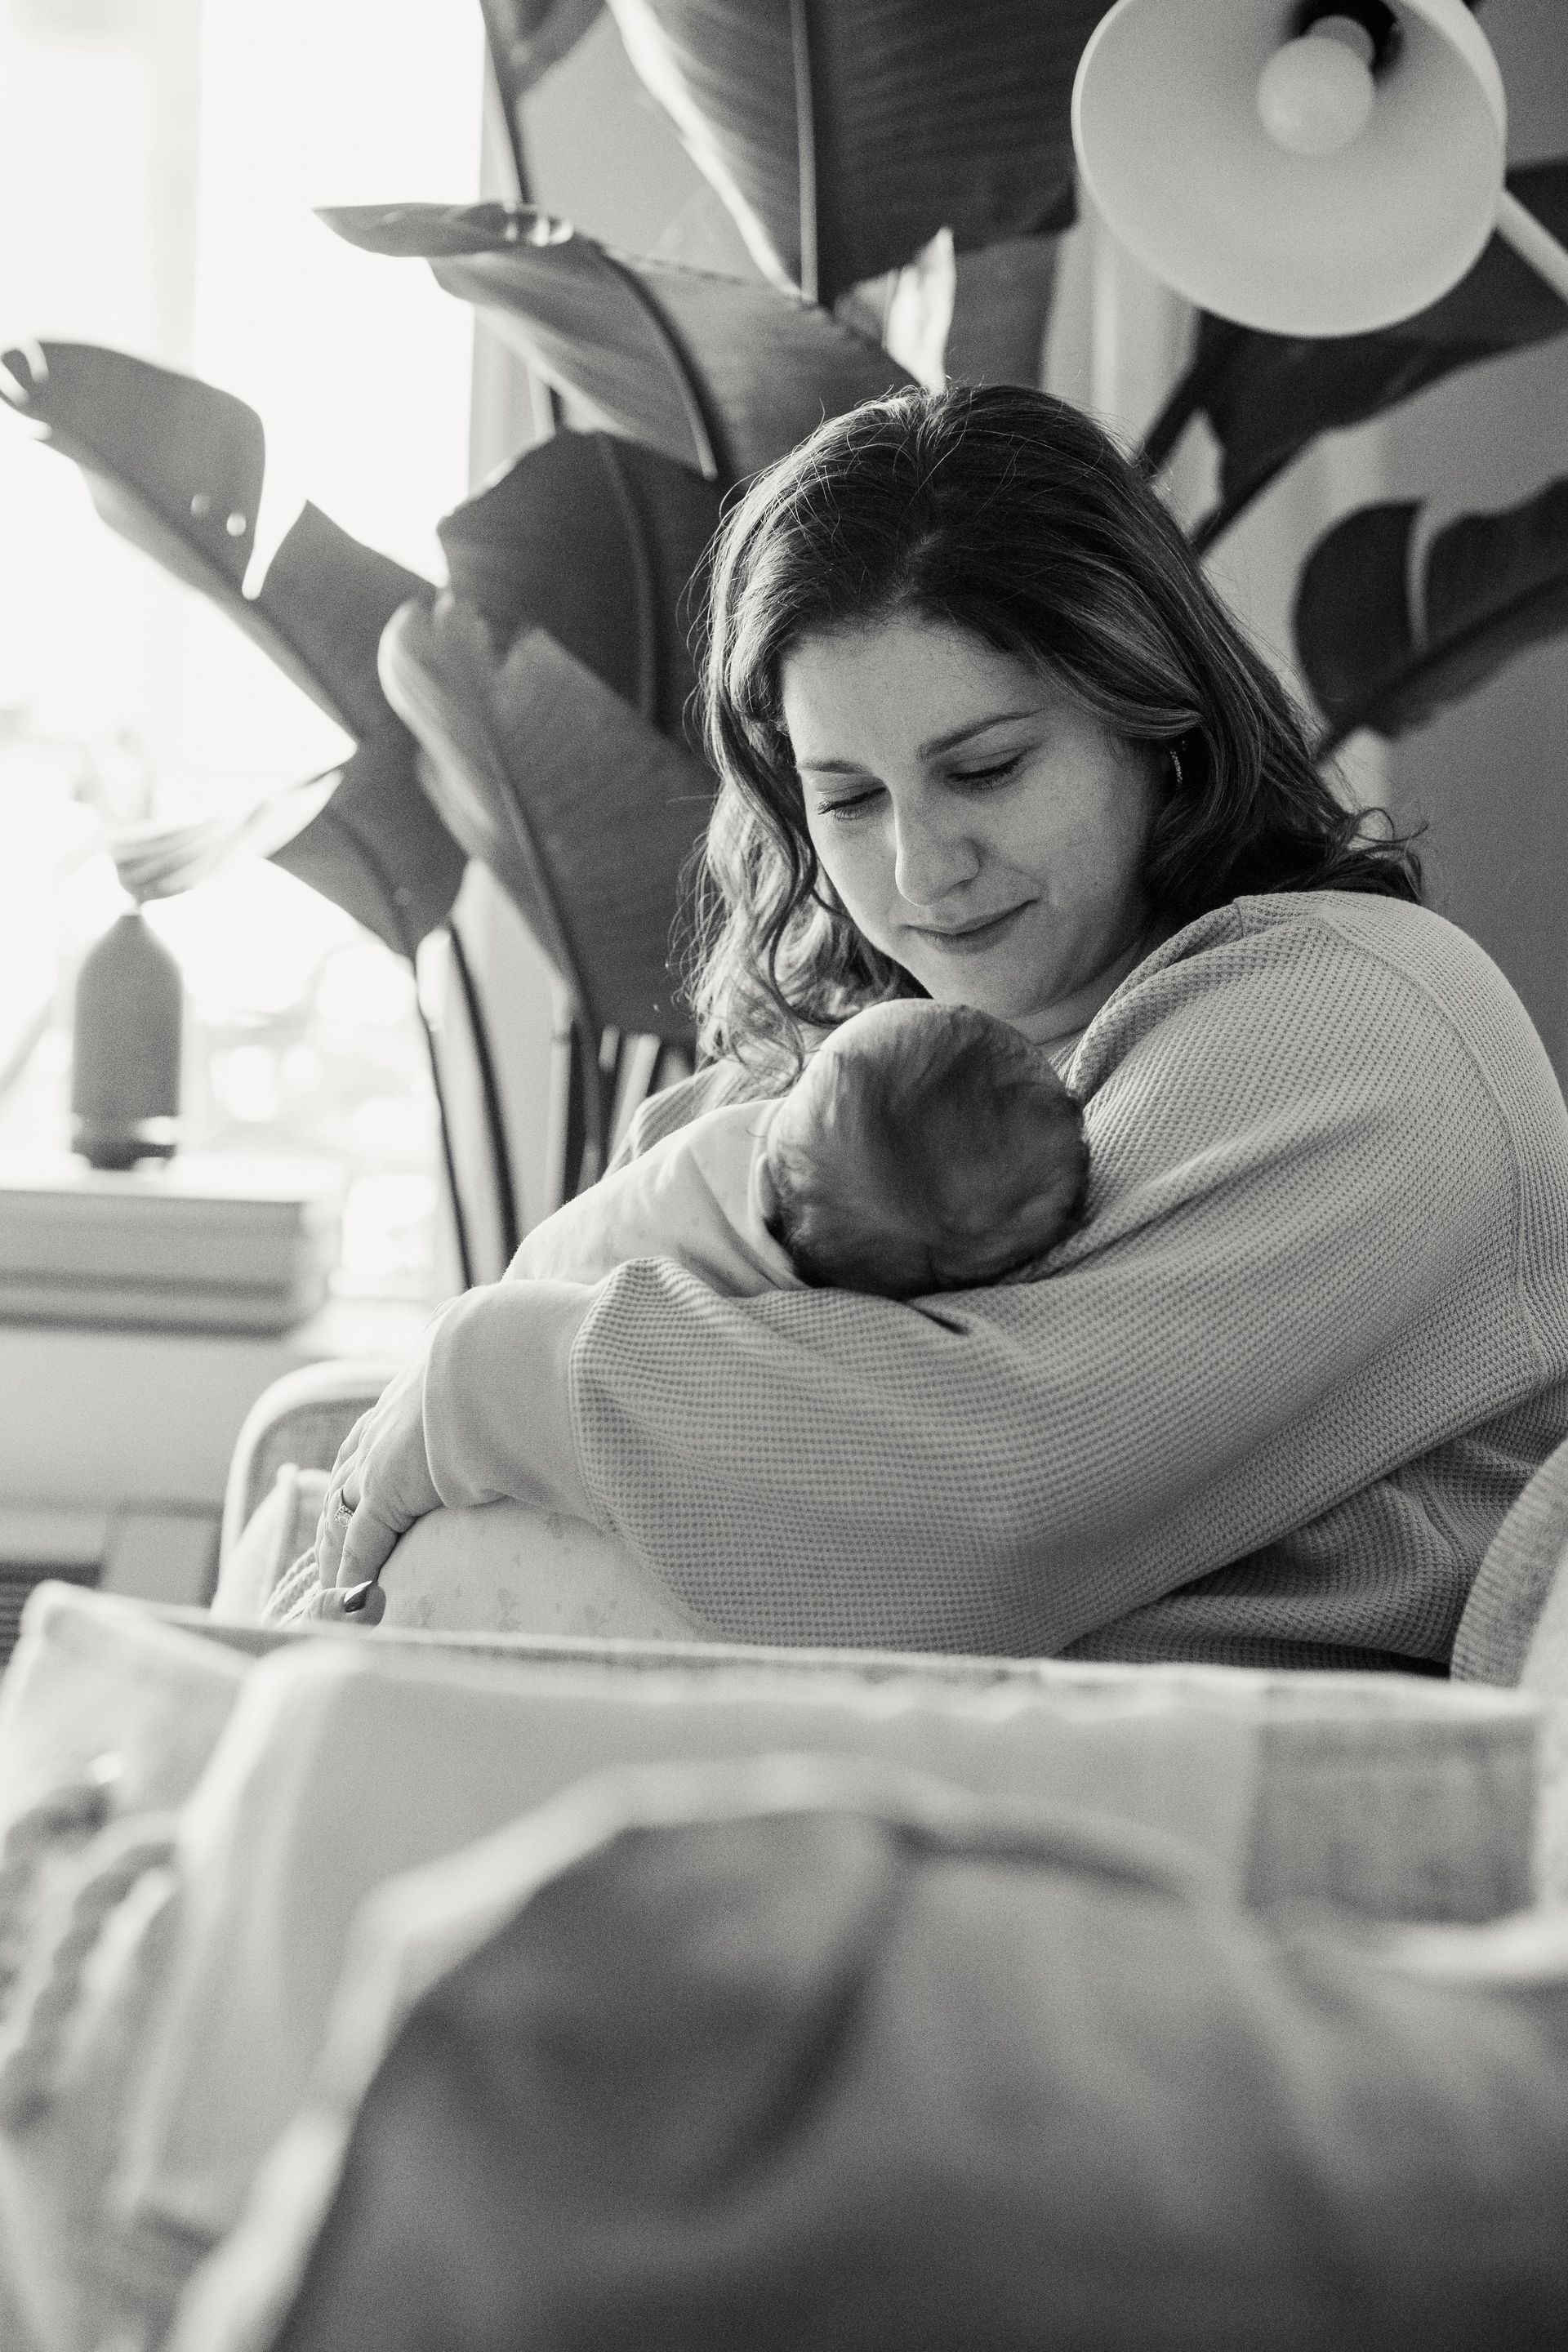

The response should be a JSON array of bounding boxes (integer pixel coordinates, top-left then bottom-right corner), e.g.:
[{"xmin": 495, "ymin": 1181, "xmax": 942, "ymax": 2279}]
[{"xmin": 0, "ymin": 0, "xmax": 484, "ymax": 1303}]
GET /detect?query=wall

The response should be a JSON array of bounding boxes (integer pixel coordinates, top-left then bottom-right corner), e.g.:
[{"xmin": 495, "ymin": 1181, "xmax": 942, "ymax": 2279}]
[
  {"xmin": 1383, "ymin": 336, "xmax": 1567, "ymax": 1080},
  {"xmin": 1374, "ymin": 0, "xmax": 1568, "ymax": 1081},
  {"xmin": 1195, "ymin": 0, "xmax": 1568, "ymax": 1079}
]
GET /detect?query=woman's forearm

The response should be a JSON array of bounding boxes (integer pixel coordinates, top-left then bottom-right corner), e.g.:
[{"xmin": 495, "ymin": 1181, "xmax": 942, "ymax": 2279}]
[{"xmin": 422, "ymin": 1279, "xmax": 600, "ymax": 1522}]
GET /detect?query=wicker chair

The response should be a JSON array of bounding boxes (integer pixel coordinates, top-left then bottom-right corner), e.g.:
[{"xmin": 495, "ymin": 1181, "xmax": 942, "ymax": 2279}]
[
  {"xmin": 211, "ymin": 1358, "xmax": 395, "ymax": 1619},
  {"xmin": 1451, "ymin": 1434, "xmax": 1568, "ymax": 1690}
]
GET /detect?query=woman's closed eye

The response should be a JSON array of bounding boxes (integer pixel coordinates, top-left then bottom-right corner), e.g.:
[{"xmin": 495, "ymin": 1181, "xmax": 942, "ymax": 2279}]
[
  {"xmin": 810, "ymin": 752, "xmax": 1025, "ymax": 822},
  {"xmin": 947, "ymin": 752, "xmax": 1024, "ymax": 790},
  {"xmin": 808, "ymin": 780, "xmax": 884, "ymax": 822}
]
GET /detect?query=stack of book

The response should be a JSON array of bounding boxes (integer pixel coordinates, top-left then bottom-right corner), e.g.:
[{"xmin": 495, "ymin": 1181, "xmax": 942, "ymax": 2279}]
[{"xmin": 0, "ymin": 1155, "xmax": 345, "ymax": 1333}]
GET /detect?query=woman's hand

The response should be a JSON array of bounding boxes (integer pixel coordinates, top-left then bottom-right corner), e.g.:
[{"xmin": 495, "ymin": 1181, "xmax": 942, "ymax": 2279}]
[{"xmin": 314, "ymin": 1348, "xmax": 443, "ymax": 1594}]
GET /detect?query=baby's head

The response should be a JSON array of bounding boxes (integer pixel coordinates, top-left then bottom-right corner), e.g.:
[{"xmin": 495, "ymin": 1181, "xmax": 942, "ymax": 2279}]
[{"xmin": 760, "ymin": 1000, "xmax": 1088, "ymax": 1298}]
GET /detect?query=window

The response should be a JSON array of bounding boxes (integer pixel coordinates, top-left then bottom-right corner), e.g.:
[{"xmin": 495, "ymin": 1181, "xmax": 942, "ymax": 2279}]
[{"xmin": 0, "ymin": 0, "xmax": 484, "ymax": 1299}]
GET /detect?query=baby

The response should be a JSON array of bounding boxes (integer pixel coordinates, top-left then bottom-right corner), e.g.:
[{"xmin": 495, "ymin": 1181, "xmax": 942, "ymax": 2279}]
[
  {"xmin": 293, "ymin": 999, "xmax": 1085, "ymax": 1627},
  {"xmin": 514, "ymin": 998, "xmax": 1088, "ymax": 1302}
]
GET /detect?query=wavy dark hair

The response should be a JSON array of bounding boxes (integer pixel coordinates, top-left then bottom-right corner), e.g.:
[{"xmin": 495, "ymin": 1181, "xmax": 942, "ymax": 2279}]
[{"xmin": 685, "ymin": 382, "xmax": 1421, "ymax": 1080}]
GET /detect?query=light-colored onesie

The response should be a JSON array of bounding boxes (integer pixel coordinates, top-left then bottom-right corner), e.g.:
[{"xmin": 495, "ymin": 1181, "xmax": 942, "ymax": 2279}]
[{"xmin": 509, "ymin": 1098, "xmax": 805, "ymax": 1297}]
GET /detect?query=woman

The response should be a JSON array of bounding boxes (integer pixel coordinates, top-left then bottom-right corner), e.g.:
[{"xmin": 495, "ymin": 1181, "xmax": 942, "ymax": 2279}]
[{"xmin": 314, "ymin": 385, "xmax": 1568, "ymax": 1668}]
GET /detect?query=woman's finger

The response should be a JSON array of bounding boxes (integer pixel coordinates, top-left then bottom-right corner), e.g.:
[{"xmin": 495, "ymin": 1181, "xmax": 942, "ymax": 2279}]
[
  {"xmin": 314, "ymin": 1476, "xmax": 357, "ymax": 1586},
  {"xmin": 326, "ymin": 1413, "xmax": 371, "ymax": 1487},
  {"xmin": 333, "ymin": 1499, "xmax": 402, "ymax": 1592}
]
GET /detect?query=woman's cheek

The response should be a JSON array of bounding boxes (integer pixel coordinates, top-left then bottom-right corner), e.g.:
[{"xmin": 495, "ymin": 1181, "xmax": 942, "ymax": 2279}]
[
  {"xmin": 813, "ymin": 824, "xmax": 878, "ymax": 935},
  {"xmin": 845, "ymin": 865, "xmax": 902, "ymax": 959}
]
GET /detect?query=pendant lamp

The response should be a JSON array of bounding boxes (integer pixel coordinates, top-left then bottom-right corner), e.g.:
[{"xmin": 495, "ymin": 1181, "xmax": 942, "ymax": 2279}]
[{"xmin": 1071, "ymin": 0, "xmax": 1568, "ymax": 336}]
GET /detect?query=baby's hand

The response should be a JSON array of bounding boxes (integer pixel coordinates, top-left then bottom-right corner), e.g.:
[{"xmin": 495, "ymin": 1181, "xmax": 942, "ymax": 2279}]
[{"xmin": 314, "ymin": 1346, "xmax": 442, "ymax": 1597}]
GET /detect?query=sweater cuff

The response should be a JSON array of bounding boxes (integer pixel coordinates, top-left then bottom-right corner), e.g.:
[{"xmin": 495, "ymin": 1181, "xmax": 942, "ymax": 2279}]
[{"xmin": 421, "ymin": 1280, "xmax": 599, "ymax": 1521}]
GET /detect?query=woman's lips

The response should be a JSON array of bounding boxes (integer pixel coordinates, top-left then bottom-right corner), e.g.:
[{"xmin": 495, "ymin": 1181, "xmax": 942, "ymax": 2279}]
[{"xmin": 906, "ymin": 904, "xmax": 1030, "ymax": 954}]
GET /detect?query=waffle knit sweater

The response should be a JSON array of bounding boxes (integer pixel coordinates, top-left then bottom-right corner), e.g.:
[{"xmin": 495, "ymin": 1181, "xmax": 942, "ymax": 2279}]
[{"xmin": 423, "ymin": 892, "xmax": 1568, "ymax": 1668}]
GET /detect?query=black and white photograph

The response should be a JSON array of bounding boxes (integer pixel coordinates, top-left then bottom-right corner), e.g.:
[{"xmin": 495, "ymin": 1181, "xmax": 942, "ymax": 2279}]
[{"xmin": 0, "ymin": 0, "xmax": 1565, "ymax": 2342}]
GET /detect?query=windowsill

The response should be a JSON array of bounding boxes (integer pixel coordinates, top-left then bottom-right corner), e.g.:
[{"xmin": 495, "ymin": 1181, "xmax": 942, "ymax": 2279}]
[{"xmin": 0, "ymin": 1290, "xmax": 430, "ymax": 1526}]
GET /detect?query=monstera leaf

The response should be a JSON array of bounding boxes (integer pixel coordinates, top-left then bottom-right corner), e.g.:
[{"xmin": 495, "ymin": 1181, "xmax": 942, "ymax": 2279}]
[
  {"xmin": 0, "ymin": 341, "xmax": 465, "ymax": 953},
  {"xmin": 323, "ymin": 202, "xmax": 914, "ymax": 488},
  {"xmin": 572, "ymin": 0, "xmax": 1099, "ymax": 306},
  {"xmin": 1144, "ymin": 159, "xmax": 1568, "ymax": 553},
  {"xmin": 1294, "ymin": 478, "xmax": 1568, "ymax": 756},
  {"xmin": 438, "ymin": 429, "xmax": 722, "ymax": 735}
]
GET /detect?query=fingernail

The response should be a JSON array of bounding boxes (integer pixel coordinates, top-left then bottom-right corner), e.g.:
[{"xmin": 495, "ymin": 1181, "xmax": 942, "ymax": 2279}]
[{"xmin": 338, "ymin": 1580, "xmax": 386, "ymax": 1624}]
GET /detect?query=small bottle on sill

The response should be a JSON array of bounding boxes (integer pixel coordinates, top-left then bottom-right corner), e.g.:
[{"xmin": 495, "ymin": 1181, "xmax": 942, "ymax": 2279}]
[{"xmin": 70, "ymin": 906, "xmax": 183, "ymax": 1170}]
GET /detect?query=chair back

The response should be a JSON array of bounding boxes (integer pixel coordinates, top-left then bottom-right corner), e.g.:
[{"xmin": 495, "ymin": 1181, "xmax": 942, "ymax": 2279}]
[{"xmin": 1451, "ymin": 1434, "xmax": 1568, "ymax": 1688}]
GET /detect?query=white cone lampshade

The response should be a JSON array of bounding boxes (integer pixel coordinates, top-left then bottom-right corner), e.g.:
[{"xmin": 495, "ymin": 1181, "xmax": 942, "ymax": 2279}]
[{"xmin": 1071, "ymin": 0, "xmax": 1509, "ymax": 336}]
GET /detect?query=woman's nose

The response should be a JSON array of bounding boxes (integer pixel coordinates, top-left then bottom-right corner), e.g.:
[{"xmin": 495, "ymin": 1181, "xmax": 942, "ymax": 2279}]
[{"xmin": 892, "ymin": 803, "xmax": 982, "ymax": 907}]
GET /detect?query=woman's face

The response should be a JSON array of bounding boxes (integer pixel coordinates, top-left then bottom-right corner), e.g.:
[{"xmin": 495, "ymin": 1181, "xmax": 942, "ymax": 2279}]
[{"xmin": 782, "ymin": 615, "xmax": 1161, "ymax": 1046}]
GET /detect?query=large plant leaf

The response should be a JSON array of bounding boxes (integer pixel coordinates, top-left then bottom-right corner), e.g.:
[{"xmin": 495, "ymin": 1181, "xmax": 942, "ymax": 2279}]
[
  {"xmin": 602, "ymin": 0, "xmax": 1098, "ymax": 305},
  {"xmin": 477, "ymin": 0, "xmax": 606, "ymax": 201},
  {"xmin": 1294, "ymin": 479, "xmax": 1568, "ymax": 755},
  {"xmin": 0, "ymin": 342, "xmax": 407, "ymax": 729},
  {"xmin": 942, "ymin": 234, "xmax": 1062, "ymax": 395},
  {"xmin": 439, "ymin": 429, "xmax": 722, "ymax": 736},
  {"xmin": 0, "ymin": 338, "xmax": 269, "ymax": 625},
  {"xmin": 105, "ymin": 771, "xmax": 338, "ymax": 902},
  {"xmin": 834, "ymin": 227, "xmax": 1062, "ymax": 394},
  {"xmin": 0, "ymin": 341, "xmax": 465, "ymax": 950},
  {"xmin": 479, "ymin": 0, "xmax": 604, "ymax": 102},
  {"xmin": 1144, "ymin": 160, "xmax": 1568, "ymax": 551},
  {"xmin": 381, "ymin": 594, "xmax": 713, "ymax": 1043},
  {"xmin": 322, "ymin": 202, "xmax": 911, "ymax": 488},
  {"xmin": 255, "ymin": 501, "xmax": 430, "ymax": 743},
  {"xmin": 268, "ymin": 730, "xmax": 463, "ymax": 955}
]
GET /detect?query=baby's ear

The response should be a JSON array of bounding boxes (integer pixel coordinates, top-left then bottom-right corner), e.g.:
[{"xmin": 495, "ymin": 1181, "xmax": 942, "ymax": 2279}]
[{"xmin": 750, "ymin": 1145, "xmax": 782, "ymax": 1233}]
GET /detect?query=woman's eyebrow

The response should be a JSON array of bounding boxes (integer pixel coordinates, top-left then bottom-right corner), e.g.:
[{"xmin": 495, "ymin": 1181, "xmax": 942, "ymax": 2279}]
[
  {"xmin": 795, "ymin": 706, "xmax": 1046, "ymax": 774},
  {"xmin": 918, "ymin": 706, "xmax": 1045, "ymax": 756}
]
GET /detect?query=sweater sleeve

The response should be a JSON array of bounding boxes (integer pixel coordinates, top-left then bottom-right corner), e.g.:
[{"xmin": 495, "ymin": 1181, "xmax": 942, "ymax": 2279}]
[
  {"xmin": 509, "ymin": 1100, "xmax": 798, "ymax": 1295},
  {"xmin": 424, "ymin": 1279, "xmax": 599, "ymax": 1521},
  {"xmin": 424, "ymin": 902, "xmax": 1568, "ymax": 1654}
]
